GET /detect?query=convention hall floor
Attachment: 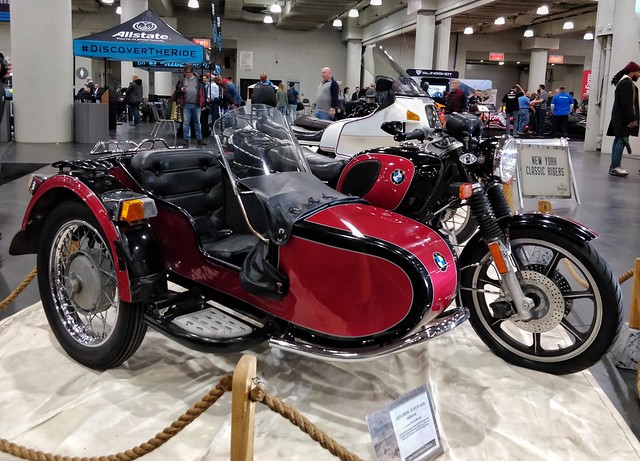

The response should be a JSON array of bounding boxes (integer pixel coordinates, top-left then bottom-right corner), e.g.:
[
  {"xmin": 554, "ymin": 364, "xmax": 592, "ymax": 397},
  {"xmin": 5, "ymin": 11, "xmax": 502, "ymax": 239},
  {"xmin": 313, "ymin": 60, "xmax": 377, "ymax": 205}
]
[{"xmin": 0, "ymin": 122, "xmax": 639, "ymax": 445}]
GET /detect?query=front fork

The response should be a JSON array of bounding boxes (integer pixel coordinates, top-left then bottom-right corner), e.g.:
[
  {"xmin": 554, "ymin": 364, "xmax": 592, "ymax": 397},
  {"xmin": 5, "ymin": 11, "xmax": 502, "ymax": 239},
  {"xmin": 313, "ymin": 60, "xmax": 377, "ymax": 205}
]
[{"xmin": 468, "ymin": 183, "xmax": 536, "ymax": 320}]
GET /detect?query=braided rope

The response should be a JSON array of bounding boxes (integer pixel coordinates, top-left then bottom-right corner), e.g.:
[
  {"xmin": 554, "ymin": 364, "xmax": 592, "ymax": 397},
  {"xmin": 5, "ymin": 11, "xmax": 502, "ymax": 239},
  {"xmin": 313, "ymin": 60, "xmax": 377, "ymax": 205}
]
[
  {"xmin": 0, "ymin": 375, "xmax": 233, "ymax": 461},
  {"xmin": 0, "ymin": 267, "xmax": 37, "ymax": 311}
]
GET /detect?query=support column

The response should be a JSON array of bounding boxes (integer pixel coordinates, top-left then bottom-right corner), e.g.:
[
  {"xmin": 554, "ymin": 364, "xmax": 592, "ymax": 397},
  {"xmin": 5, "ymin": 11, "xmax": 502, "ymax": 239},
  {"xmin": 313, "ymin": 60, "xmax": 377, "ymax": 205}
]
[
  {"xmin": 414, "ymin": 10, "xmax": 436, "ymax": 69},
  {"xmin": 435, "ymin": 18, "xmax": 451, "ymax": 70},
  {"xmin": 121, "ymin": 0, "xmax": 149, "ymax": 98},
  {"xmin": 155, "ymin": 16, "xmax": 178, "ymax": 97},
  {"xmin": 527, "ymin": 50, "xmax": 548, "ymax": 93},
  {"xmin": 342, "ymin": 19, "xmax": 363, "ymax": 92},
  {"xmin": 11, "ymin": 0, "xmax": 73, "ymax": 142}
]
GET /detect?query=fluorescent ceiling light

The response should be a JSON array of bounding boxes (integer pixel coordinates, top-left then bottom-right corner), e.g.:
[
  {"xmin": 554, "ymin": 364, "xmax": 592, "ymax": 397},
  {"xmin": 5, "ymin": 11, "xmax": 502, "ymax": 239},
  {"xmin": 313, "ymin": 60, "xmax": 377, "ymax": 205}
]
[
  {"xmin": 188, "ymin": 0, "xmax": 199, "ymax": 8},
  {"xmin": 332, "ymin": 18, "xmax": 343, "ymax": 27},
  {"xmin": 370, "ymin": 0, "xmax": 382, "ymax": 5},
  {"xmin": 583, "ymin": 32, "xmax": 594, "ymax": 40},
  {"xmin": 463, "ymin": 26, "xmax": 473, "ymax": 35},
  {"xmin": 348, "ymin": 8, "xmax": 359, "ymax": 17},
  {"xmin": 523, "ymin": 29, "xmax": 534, "ymax": 37},
  {"xmin": 537, "ymin": 5, "xmax": 549, "ymax": 15},
  {"xmin": 563, "ymin": 21, "xmax": 574, "ymax": 30},
  {"xmin": 494, "ymin": 17, "xmax": 505, "ymax": 25},
  {"xmin": 116, "ymin": 6, "xmax": 121, "ymax": 14},
  {"xmin": 263, "ymin": 14, "xmax": 273, "ymax": 23},
  {"xmin": 269, "ymin": 4, "xmax": 281, "ymax": 13},
  {"xmin": 102, "ymin": 0, "xmax": 114, "ymax": 4}
]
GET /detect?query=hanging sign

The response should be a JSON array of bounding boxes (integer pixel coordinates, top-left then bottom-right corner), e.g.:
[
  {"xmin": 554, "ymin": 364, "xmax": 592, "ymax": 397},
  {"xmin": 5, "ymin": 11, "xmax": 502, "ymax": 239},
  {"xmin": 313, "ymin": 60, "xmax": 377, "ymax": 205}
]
[
  {"xmin": 548, "ymin": 55, "xmax": 564, "ymax": 64},
  {"xmin": 406, "ymin": 69, "xmax": 459, "ymax": 78},
  {"xmin": 489, "ymin": 52, "xmax": 504, "ymax": 61},
  {"xmin": 581, "ymin": 70, "xmax": 592, "ymax": 96},
  {"xmin": 193, "ymin": 38, "xmax": 211, "ymax": 49}
]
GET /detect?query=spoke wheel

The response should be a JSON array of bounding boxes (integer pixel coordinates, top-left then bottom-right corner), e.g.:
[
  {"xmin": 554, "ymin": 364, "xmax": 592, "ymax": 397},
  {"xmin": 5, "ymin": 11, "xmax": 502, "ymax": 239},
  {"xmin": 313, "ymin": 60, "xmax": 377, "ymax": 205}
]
[
  {"xmin": 460, "ymin": 228, "xmax": 622, "ymax": 374},
  {"xmin": 441, "ymin": 205, "xmax": 478, "ymax": 244},
  {"xmin": 38, "ymin": 202, "xmax": 147, "ymax": 370}
]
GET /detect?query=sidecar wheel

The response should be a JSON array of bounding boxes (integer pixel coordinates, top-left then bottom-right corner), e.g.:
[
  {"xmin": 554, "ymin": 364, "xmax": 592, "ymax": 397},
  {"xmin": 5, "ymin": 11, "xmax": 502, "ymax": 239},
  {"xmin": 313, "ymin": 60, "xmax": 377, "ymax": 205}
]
[
  {"xmin": 37, "ymin": 202, "xmax": 147, "ymax": 370},
  {"xmin": 442, "ymin": 205, "xmax": 477, "ymax": 244},
  {"xmin": 460, "ymin": 228, "xmax": 622, "ymax": 374}
]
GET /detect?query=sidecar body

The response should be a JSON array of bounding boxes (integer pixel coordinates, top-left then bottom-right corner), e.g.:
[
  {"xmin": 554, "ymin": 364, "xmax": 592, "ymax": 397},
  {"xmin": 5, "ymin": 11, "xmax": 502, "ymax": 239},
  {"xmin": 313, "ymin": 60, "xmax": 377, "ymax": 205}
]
[{"xmin": 10, "ymin": 107, "xmax": 466, "ymax": 369}]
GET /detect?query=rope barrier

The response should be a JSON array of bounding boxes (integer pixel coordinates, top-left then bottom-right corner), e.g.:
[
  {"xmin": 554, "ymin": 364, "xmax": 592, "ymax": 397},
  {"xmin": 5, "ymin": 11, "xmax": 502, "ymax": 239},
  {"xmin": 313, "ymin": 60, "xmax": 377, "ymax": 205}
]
[
  {"xmin": 0, "ymin": 267, "xmax": 37, "ymax": 311},
  {"xmin": 0, "ymin": 374, "xmax": 233, "ymax": 461}
]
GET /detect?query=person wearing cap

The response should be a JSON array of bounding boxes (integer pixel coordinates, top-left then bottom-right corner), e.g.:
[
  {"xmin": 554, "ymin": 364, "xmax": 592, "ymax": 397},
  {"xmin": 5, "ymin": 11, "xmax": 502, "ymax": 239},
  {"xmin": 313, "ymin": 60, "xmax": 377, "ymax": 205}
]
[{"xmin": 606, "ymin": 60, "xmax": 640, "ymax": 177}]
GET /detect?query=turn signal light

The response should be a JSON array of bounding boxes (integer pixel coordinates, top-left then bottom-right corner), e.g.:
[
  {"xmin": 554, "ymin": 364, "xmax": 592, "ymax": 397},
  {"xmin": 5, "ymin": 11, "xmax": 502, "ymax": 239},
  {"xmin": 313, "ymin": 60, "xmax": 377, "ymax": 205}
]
[
  {"xmin": 406, "ymin": 110, "xmax": 421, "ymax": 121},
  {"xmin": 119, "ymin": 197, "xmax": 158, "ymax": 222},
  {"xmin": 488, "ymin": 242, "xmax": 509, "ymax": 274},
  {"xmin": 458, "ymin": 183, "xmax": 473, "ymax": 199}
]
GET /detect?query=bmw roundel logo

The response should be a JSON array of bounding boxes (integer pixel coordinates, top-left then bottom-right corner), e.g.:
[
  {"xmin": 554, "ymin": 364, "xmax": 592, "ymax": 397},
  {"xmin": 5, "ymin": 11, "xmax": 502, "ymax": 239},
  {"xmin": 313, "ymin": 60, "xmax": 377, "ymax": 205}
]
[
  {"xmin": 391, "ymin": 169, "xmax": 405, "ymax": 185},
  {"xmin": 433, "ymin": 252, "xmax": 448, "ymax": 271}
]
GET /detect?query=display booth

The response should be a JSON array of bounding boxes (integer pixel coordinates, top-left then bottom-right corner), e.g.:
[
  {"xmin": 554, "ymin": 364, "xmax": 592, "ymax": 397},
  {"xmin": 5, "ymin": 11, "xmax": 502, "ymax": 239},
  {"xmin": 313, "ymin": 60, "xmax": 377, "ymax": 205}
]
[{"xmin": 72, "ymin": 9, "xmax": 207, "ymax": 140}]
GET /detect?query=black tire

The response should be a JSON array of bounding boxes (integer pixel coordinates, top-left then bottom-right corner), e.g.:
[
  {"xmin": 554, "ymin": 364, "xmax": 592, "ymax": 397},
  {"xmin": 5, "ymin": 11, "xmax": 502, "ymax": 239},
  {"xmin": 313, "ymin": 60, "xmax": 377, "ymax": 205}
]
[
  {"xmin": 460, "ymin": 227, "xmax": 622, "ymax": 374},
  {"xmin": 37, "ymin": 201, "xmax": 147, "ymax": 370}
]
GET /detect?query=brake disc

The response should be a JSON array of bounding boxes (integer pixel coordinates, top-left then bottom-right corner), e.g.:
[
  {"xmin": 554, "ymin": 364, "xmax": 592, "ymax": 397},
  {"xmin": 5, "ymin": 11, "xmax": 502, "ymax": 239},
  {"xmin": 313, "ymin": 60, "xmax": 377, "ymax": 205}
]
[{"xmin": 512, "ymin": 270, "xmax": 565, "ymax": 333}]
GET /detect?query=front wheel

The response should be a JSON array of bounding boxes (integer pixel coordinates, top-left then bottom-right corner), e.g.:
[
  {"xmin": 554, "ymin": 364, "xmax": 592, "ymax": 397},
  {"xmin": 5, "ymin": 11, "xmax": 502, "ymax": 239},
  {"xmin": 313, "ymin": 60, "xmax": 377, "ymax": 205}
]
[
  {"xmin": 460, "ymin": 228, "xmax": 622, "ymax": 374},
  {"xmin": 37, "ymin": 202, "xmax": 147, "ymax": 370},
  {"xmin": 441, "ymin": 205, "xmax": 478, "ymax": 244}
]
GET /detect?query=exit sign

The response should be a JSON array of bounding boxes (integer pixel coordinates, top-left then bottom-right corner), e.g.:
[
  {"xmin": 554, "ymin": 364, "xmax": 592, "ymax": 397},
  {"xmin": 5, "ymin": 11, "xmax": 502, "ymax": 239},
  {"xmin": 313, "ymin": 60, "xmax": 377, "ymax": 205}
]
[
  {"xmin": 548, "ymin": 55, "xmax": 564, "ymax": 64},
  {"xmin": 489, "ymin": 52, "xmax": 505, "ymax": 61},
  {"xmin": 193, "ymin": 38, "xmax": 211, "ymax": 48}
]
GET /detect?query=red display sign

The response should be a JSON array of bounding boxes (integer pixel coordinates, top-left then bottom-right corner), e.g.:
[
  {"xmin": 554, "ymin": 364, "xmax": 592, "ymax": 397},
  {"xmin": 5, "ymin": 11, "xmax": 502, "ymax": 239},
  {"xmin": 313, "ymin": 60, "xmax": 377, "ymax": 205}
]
[
  {"xmin": 548, "ymin": 55, "xmax": 564, "ymax": 64},
  {"xmin": 489, "ymin": 52, "xmax": 504, "ymax": 61},
  {"xmin": 581, "ymin": 70, "xmax": 592, "ymax": 97},
  {"xmin": 193, "ymin": 38, "xmax": 211, "ymax": 48}
]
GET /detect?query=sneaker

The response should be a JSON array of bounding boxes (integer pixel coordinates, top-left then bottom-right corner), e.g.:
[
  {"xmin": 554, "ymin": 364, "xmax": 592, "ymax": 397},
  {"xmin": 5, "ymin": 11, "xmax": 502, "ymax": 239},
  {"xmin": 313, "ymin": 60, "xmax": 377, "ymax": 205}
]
[
  {"xmin": 609, "ymin": 167, "xmax": 629, "ymax": 176},
  {"xmin": 197, "ymin": 139, "xmax": 207, "ymax": 145}
]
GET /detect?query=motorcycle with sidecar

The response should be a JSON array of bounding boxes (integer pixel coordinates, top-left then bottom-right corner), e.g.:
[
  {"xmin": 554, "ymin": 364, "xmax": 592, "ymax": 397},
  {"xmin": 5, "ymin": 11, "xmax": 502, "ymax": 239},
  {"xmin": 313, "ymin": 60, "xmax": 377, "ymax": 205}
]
[{"xmin": 9, "ymin": 106, "xmax": 467, "ymax": 370}]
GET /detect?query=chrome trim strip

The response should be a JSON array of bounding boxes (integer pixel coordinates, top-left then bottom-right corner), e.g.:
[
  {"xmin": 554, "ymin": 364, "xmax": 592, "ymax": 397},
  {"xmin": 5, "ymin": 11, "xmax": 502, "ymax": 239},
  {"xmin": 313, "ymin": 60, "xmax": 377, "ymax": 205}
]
[{"xmin": 269, "ymin": 307, "xmax": 469, "ymax": 361}]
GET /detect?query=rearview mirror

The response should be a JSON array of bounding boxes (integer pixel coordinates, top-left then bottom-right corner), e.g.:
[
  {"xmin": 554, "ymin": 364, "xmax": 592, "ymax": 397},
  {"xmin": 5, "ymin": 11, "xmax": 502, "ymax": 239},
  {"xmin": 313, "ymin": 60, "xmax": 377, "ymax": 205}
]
[{"xmin": 380, "ymin": 121, "xmax": 403, "ymax": 136}]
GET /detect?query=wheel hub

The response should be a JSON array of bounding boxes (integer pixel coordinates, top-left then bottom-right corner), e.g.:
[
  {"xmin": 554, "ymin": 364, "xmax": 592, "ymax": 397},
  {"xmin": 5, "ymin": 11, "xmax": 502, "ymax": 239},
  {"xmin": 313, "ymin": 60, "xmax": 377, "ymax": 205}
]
[
  {"xmin": 65, "ymin": 250, "xmax": 112, "ymax": 315},
  {"xmin": 512, "ymin": 270, "xmax": 565, "ymax": 333}
]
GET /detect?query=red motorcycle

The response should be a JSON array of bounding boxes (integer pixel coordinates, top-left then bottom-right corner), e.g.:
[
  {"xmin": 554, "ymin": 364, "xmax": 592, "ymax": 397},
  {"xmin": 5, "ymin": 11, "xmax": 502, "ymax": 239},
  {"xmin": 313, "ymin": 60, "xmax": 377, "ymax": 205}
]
[{"xmin": 9, "ymin": 106, "xmax": 465, "ymax": 370}]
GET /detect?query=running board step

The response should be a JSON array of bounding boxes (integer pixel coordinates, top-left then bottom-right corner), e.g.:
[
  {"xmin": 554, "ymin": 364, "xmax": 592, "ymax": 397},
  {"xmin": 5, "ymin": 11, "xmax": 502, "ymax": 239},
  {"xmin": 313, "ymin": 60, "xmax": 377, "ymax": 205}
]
[{"xmin": 144, "ymin": 294, "xmax": 280, "ymax": 354}]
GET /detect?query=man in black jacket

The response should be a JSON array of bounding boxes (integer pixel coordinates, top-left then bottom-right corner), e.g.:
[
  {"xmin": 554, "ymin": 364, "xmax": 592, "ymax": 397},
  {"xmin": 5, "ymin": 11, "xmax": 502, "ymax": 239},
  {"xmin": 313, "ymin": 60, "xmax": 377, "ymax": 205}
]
[
  {"xmin": 606, "ymin": 61, "xmax": 640, "ymax": 176},
  {"xmin": 501, "ymin": 84, "xmax": 524, "ymax": 136}
]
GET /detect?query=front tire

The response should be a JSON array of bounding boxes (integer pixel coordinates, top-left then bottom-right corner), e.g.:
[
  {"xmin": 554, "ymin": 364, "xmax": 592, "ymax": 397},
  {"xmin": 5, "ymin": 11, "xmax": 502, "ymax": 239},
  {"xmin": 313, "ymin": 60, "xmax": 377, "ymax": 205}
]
[
  {"xmin": 37, "ymin": 202, "xmax": 147, "ymax": 370},
  {"xmin": 460, "ymin": 228, "xmax": 622, "ymax": 374}
]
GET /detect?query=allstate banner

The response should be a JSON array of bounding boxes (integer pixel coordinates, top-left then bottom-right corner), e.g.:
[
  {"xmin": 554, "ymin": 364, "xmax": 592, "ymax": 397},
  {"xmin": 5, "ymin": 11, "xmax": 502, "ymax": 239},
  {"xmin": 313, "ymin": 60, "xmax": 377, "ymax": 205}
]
[{"xmin": 73, "ymin": 9, "xmax": 205, "ymax": 63}]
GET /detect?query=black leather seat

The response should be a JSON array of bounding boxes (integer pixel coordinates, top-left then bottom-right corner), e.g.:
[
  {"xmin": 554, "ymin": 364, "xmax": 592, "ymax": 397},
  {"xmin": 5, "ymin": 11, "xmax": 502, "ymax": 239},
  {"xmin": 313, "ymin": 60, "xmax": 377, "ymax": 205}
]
[
  {"xmin": 301, "ymin": 147, "xmax": 346, "ymax": 185},
  {"xmin": 129, "ymin": 149, "xmax": 258, "ymax": 265}
]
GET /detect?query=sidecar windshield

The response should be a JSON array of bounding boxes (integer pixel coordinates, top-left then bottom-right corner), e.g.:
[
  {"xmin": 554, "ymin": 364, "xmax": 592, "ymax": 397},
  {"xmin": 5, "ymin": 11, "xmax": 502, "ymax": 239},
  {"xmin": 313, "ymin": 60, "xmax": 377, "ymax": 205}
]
[
  {"xmin": 362, "ymin": 45, "xmax": 428, "ymax": 98},
  {"xmin": 213, "ymin": 104, "xmax": 311, "ymax": 181}
]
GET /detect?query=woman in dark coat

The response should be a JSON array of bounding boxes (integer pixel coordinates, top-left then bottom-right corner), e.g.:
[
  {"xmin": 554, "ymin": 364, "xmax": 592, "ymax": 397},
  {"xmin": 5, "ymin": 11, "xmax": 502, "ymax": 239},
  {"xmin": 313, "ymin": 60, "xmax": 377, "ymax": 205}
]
[{"xmin": 606, "ymin": 61, "xmax": 640, "ymax": 176}]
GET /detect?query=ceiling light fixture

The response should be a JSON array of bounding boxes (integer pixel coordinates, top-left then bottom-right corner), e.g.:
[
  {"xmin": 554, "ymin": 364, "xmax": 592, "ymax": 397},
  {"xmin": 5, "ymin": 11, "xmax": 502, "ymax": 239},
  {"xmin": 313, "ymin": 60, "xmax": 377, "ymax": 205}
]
[
  {"xmin": 269, "ymin": 3, "xmax": 281, "ymax": 13},
  {"xmin": 102, "ymin": 0, "xmax": 114, "ymax": 4},
  {"xmin": 494, "ymin": 17, "xmax": 505, "ymax": 25},
  {"xmin": 332, "ymin": 18, "xmax": 343, "ymax": 27},
  {"xmin": 370, "ymin": 0, "xmax": 383, "ymax": 5},
  {"xmin": 188, "ymin": 0, "xmax": 199, "ymax": 8},
  {"xmin": 498, "ymin": 61, "xmax": 505, "ymax": 66},
  {"xmin": 563, "ymin": 21, "xmax": 574, "ymax": 30},
  {"xmin": 116, "ymin": 6, "xmax": 121, "ymax": 14},
  {"xmin": 263, "ymin": 14, "xmax": 273, "ymax": 23},
  {"xmin": 536, "ymin": 5, "xmax": 549, "ymax": 15},
  {"xmin": 348, "ymin": 8, "xmax": 359, "ymax": 17},
  {"xmin": 463, "ymin": 26, "xmax": 473, "ymax": 35},
  {"xmin": 583, "ymin": 32, "xmax": 594, "ymax": 40},
  {"xmin": 523, "ymin": 29, "xmax": 534, "ymax": 37}
]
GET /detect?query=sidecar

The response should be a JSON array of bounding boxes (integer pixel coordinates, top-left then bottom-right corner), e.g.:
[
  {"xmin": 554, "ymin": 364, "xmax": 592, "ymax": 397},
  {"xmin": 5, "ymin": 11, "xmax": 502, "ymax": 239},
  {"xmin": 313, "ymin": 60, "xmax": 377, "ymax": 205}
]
[{"xmin": 10, "ymin": 106, "xmax": 467, "ymax": 370}]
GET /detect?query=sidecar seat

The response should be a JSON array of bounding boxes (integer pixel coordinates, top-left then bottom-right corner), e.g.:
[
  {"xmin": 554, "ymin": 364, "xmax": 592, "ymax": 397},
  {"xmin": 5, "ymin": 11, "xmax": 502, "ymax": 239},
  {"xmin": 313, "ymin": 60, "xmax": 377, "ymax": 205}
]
[{"xmin": 129, "ymin": 149, "xmax": 258, "ymax": 265}]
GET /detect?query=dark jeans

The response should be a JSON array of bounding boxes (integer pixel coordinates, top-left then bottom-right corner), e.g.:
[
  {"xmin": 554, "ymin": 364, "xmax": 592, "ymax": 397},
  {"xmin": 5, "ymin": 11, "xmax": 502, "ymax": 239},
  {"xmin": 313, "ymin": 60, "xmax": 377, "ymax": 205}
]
[
  {"xmin": 535, "ymin": 108, "xmax": 546, "ymax": 134},
  {"xmin": 611, "ymin": 136, "xmax": 625, "ymax": 169},
  {"xmin": 552, "ymin": 115, "xmax": 569, "ymax": 138},
  {"xmin": 128, "ymin": 102, "xmax": 140, "ymax": 125}
]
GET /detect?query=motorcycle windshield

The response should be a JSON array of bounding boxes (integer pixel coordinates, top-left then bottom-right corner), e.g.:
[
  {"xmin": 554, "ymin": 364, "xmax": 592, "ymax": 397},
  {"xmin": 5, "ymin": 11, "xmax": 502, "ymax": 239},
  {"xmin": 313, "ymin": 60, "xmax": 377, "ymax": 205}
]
[
  {"xmin": 362, "ymin": 45, "xmax": 428, "ymax": 98},
  {"xmin": 213, "ymin": 104, "xmax": 311, "ymax": 183}
]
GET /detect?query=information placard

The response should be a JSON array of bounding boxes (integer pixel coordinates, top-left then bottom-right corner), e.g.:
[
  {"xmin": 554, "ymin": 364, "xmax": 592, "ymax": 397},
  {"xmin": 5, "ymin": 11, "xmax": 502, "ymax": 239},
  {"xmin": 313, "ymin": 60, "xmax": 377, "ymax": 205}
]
[
  {"xmin": 366, "ymin": 385, "xmax": 443, "ymax": 461},
  {"xmin": 517, "ymin": 138, "xmax": 579, "ymax": 202}
]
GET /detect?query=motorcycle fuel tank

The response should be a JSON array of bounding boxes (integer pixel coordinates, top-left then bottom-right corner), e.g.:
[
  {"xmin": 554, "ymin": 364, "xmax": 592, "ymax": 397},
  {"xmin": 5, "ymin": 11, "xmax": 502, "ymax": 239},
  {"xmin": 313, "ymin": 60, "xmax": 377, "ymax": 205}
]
[{"xmin": 273, "ymin": 202, "xmax": 458, "ymax": 340}]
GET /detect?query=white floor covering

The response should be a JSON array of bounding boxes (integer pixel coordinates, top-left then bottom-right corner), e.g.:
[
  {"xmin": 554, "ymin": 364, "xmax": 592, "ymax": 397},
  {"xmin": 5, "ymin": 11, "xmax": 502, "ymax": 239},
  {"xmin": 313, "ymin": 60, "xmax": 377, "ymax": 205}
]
[{"xmin": 1, "ymin": 303, "xmax": 639, "ymax": 461}]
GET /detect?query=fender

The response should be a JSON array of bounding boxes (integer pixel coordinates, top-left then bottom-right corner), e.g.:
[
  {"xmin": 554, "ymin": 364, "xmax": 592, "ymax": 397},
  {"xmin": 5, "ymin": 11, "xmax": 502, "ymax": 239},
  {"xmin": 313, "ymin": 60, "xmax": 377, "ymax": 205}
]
[
  {"xmin": 460, "ymin": 212, "xmax": 598, "ymax": 262},
  {"xmin": 10, "ymin": 174, "xmax": 166, "ymax": 303}
]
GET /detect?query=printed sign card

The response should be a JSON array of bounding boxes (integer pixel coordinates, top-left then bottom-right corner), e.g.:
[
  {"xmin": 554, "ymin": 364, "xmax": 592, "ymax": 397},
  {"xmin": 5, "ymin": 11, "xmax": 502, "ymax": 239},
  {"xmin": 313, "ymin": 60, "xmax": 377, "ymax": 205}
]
[{"xmin": 366, "ymin": 385, "xmax": 443, "ymax": 461}]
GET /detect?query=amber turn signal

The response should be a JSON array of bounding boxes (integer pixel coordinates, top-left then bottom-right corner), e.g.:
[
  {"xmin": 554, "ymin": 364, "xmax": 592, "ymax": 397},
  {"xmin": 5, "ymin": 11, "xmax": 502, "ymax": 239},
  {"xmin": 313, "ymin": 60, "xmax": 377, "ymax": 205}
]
[
  {"xmin": 488, "ymin": 241, "xmax": 509, "ymax": 274},
  {"xmin": 119, "ymin": 199, "xmax": 146, "ymax": 222},
  {"xmin": 406, "ymin": 110, "xmax": 420, "ymax": 121}
]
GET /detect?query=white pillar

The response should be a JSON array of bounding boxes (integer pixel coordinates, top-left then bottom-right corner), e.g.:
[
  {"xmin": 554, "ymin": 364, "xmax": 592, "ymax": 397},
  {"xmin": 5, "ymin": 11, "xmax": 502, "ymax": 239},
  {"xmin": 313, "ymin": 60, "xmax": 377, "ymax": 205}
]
[
  {"xmin": 414, "ymin": 10, "xmax": 436, "ymax": 69},
  {"xmin": 435, "ymin": 18, "xmax": 451, "ymax": 70},
  {"xmin": 346, "ymin": 39, "xmax": 362, "ymax": 91},
  {"xmin": 121, "ymin": 0, "xmax": 149, "ymax": 98},
  {"xmin": 11, "ymin": 0, "xmax": 73, "ymax": 142},
  {"xmin": 527, "ymin": 50, "xmax": 548, "ymax": 93},
  {"xmin": 155, "ymin": 71, "xmax": 174, "ymax": 96}
]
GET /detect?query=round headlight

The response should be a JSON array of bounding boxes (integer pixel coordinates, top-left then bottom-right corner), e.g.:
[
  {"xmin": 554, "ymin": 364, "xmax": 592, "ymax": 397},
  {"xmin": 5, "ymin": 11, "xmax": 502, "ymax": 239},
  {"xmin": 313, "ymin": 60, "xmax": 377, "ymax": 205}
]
[{"xmin": 493, "ymin": 136, "xmax": 518, "ymax": 183}]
